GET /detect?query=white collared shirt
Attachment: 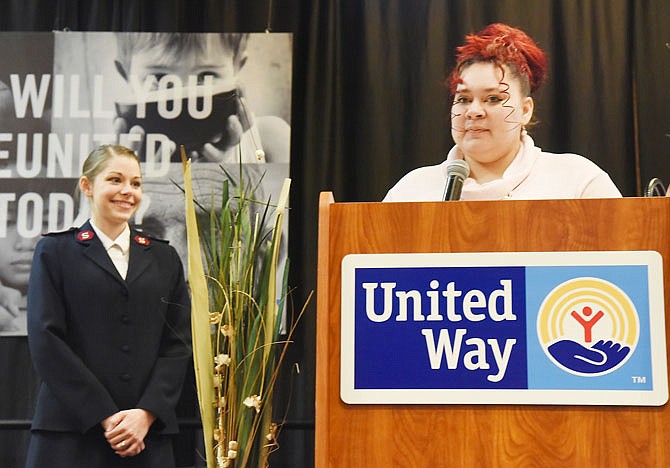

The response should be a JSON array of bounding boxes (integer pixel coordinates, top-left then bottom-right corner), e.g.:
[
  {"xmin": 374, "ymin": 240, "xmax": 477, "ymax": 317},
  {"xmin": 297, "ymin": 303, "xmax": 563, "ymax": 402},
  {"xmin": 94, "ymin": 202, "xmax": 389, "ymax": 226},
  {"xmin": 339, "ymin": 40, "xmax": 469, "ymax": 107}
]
[{"xmin": 90, "ymin": 220, "xmax": 130, "ymax": 280}]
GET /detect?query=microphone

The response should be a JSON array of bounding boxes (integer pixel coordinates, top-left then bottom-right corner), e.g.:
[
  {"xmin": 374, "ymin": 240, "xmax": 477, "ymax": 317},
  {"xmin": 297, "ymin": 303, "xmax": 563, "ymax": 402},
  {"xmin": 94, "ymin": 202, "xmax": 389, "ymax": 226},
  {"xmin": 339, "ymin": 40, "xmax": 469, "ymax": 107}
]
[{"xmin": 442, "ymin": 159, "xmax": 470, "ymax": 201}]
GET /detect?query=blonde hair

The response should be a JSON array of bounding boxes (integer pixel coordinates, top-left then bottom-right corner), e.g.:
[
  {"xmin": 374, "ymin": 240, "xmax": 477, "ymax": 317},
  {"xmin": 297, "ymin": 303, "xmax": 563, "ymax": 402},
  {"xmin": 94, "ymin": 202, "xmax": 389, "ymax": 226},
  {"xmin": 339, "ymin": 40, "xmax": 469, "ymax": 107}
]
[{"xmin": 82, "ymin": 145, "xmax": 139, "ymax": 180}]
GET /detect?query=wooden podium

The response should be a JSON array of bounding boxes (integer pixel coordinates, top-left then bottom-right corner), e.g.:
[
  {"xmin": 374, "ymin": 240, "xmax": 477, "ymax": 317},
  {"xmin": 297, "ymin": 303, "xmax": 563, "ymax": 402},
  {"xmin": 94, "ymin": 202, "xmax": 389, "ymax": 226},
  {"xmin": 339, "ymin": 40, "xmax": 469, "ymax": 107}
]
[{"xmin": 316, "ymin": 193, "xmax": 670, "ymax": 467}]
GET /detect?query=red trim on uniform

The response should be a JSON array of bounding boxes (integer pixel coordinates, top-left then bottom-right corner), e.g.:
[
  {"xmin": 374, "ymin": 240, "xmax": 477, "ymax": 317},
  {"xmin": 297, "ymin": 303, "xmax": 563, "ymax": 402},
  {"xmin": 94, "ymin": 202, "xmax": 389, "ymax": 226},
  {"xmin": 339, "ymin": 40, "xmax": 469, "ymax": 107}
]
[
  {"xmin": 77, "ymin": 230, "xmax": 95, "ymax": 241},
  {"xmin": 134, "ymin": 235, "xmax": 150, "ymax": 246}
]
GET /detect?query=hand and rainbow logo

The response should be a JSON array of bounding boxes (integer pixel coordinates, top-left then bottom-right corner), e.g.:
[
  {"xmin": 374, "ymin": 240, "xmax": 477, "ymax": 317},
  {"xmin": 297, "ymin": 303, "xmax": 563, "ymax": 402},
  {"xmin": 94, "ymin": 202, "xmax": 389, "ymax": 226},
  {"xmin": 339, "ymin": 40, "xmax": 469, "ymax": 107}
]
[{"xmin": 537, "ymin": 277, "xmax": 639, "ymax": 376}]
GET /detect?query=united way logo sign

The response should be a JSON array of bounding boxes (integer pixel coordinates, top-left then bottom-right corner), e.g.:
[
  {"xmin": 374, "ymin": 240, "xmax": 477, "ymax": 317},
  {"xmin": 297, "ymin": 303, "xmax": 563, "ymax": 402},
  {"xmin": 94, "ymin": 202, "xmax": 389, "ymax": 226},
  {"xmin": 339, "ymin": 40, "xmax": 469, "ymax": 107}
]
[
  {"xmin": 538, "ymin": 278, "xmax": 638, "ymax": 377},
  {"xmin": 340, "ymin": 251, "xmax": 667, "ymax": 405}
]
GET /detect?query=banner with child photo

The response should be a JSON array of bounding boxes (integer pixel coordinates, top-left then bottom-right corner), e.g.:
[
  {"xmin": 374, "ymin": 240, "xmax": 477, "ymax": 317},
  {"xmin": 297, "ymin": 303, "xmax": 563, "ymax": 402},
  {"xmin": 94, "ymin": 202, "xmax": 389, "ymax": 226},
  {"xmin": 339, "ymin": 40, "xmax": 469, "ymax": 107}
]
[{"xmin": 0, "ymin": 31, "xmax": 293, "ymax": 336}]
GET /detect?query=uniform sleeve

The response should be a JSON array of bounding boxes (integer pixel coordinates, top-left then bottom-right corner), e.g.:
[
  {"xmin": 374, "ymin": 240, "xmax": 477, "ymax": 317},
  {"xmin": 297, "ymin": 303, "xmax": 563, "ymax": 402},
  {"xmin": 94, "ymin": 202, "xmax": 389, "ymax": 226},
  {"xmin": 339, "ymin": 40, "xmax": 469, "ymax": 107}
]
[
  {"xmin": 137, "ymin": 247, "xmax": 192, "ymax": 431},
  {"xmin": 27, "ymin": 238, "xmax": 119, "ymax": 433}
]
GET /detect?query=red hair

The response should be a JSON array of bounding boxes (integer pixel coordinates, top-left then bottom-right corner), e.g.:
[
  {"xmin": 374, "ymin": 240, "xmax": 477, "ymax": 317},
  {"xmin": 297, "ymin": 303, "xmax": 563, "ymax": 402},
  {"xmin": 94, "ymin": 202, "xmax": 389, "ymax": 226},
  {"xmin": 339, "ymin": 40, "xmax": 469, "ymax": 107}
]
[{"xmin": 447, "ymin": 23, "xmax": 547, "ymax": 95}]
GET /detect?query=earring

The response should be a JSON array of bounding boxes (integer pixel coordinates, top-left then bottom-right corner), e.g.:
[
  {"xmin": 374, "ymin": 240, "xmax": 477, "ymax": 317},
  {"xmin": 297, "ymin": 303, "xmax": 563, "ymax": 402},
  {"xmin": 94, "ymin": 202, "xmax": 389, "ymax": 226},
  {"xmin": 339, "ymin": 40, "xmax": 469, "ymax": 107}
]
[{"xmin": 521, "ymin": 125, "xmax": 528, "ymax": 137}]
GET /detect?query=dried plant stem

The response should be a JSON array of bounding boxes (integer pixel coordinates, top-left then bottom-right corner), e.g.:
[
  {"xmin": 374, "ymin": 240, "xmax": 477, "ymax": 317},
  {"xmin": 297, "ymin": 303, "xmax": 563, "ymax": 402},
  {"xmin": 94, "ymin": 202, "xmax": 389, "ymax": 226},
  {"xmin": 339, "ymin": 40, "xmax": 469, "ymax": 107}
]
[{"xmin": 184, "ymin": 152, "xmax": 299, "ymax": 467}]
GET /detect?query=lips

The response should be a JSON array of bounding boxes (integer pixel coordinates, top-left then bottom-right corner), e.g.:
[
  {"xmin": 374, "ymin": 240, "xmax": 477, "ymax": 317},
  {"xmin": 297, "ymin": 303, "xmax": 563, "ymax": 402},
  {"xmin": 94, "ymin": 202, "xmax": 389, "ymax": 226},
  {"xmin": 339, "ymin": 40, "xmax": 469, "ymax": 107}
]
[
  {"xmin": 11, "ymin": 259, "xmax": 32, "ymax": 266},
  {"xmin": 10, "ymin": 259, "xmax": 32, "ymax": 273},
  {"xmin": 112, "ymin": 200, "xmax": 135, "ymax": 210}
]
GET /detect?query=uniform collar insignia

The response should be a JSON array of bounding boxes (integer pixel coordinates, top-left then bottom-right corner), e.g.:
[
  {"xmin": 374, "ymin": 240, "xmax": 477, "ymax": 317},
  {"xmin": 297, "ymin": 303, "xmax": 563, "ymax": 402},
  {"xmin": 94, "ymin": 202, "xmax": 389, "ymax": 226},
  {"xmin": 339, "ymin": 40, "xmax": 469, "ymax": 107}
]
[
  {"xmin": 134, "ymin": 234, "xmax": 150, "ymax": 246},
  {"xmin": 77, "ymin": 230, "xmax": 95, "ymax": 241}
]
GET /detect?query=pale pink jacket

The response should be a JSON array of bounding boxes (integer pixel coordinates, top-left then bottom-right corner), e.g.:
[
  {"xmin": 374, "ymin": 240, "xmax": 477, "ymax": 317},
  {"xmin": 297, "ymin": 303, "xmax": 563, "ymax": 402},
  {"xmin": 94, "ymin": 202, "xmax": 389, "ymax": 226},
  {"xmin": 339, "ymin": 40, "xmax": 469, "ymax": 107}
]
[{"xmin": 383, "ymin": 135, "xmax": 622, "ymax": 202}]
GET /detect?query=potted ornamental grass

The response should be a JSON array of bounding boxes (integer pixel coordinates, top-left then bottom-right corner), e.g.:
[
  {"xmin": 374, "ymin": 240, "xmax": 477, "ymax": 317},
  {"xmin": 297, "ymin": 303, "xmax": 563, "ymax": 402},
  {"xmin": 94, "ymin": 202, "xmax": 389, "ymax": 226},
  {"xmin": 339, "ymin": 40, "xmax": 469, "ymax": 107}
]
[{"xmin": 181, "ymin": 148, "xmax": 306, "ymax": 468}]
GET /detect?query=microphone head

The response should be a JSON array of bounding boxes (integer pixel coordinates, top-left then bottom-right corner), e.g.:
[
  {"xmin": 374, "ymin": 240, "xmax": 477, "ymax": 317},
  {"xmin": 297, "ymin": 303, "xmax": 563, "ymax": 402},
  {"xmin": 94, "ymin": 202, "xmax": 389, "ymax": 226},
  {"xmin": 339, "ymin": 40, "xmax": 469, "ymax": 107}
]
[{"xmin": 446, "ymin": 159, "xmax": 470, "ymax": 180}]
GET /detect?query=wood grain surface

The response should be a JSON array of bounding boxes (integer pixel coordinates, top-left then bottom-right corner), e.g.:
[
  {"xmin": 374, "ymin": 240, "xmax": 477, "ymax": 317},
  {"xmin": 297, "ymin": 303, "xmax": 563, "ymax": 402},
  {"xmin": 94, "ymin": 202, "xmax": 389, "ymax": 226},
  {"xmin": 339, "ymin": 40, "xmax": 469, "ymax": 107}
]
[{"xmin": 316, "ymin": 194, "xmax": 670, "ymax": 468}]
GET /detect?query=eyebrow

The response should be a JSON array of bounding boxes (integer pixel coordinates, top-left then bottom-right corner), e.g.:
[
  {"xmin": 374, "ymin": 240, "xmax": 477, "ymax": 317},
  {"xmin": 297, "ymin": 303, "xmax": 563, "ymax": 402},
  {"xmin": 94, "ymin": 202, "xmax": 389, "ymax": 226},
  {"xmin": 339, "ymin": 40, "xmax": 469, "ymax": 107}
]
[
  {"xmin": 105, "ymin": 171, "xmax": 141, "ymax": 179},
  {"xmin": 143, "ymin": 65, "xmax": 223, "ymax": 72},
  {"xmin": 455, "ymin": 86, "xmax": 505, "ymax": 93}
]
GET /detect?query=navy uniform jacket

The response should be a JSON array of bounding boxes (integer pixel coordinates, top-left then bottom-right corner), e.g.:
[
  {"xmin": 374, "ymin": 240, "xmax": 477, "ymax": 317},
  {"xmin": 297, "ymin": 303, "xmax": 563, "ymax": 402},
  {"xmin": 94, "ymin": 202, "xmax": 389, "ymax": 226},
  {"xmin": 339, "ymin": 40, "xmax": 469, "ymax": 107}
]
[{"xmin": 27, "ymin": 221, "xmax": 191, "ymax": 436}]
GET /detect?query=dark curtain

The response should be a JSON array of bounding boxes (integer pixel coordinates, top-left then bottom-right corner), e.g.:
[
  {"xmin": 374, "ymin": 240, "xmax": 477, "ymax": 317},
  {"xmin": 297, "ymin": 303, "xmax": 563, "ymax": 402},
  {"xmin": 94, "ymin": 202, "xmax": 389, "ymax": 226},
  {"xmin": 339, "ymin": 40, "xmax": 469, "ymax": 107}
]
[
  {"xmin": 1, "ymin": 1, "xmax": 668, "ymax": 467},
  {"xmin": 635, "ymin": 0, "xmax": 670, "ymax": 190}
]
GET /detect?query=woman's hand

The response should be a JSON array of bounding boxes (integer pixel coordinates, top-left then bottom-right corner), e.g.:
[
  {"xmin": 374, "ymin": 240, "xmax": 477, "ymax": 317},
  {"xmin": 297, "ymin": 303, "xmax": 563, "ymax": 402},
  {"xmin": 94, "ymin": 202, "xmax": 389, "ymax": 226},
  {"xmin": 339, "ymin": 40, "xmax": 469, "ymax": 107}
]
[{"xmin": 102, "ymin": 408, "xmax": 157, "ymax": 457}]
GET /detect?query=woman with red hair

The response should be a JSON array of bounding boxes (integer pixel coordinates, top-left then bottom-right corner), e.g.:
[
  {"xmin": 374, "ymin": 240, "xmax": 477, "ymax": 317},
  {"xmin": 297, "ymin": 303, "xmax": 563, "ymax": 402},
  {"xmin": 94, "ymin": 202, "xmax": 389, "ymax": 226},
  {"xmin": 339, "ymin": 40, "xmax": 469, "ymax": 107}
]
[{"xmin": 384, "ymin": 23, "xmax": 621, "ymax": 201}]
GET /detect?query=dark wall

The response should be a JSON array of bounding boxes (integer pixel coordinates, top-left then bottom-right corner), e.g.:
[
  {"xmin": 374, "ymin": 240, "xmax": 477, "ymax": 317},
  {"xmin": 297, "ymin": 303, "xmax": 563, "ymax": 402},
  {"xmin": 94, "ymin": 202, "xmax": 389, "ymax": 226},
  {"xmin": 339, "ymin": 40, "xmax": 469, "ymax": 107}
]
[{"xmin": 1, "ymin": 1, "xmax": 668, "ymax": 467}]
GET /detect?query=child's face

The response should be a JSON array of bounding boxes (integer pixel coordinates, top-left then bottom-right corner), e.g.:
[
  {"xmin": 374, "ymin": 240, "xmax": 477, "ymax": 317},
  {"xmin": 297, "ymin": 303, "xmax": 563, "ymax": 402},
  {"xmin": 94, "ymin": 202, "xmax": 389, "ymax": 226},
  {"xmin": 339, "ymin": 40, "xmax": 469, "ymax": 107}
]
[
  {"xmin": 128, "ymin": 37, "xmax": 238, "ymax": 91},
  {"xmin": 0, "ymin": 224, "xmax": 38, "ymax": 293}
]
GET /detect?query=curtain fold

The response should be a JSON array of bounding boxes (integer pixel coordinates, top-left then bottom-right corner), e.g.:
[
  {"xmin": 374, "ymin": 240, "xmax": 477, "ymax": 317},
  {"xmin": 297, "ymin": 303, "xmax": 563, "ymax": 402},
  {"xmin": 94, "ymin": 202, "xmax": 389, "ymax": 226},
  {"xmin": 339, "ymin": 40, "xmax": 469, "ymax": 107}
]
[
  {"xmin": 634, "ymin": 0, "xmax": 670, "ymax": 193},
  {"xmin": 0, "ymin": 1, "xmax": 668, "ymax": 467}
]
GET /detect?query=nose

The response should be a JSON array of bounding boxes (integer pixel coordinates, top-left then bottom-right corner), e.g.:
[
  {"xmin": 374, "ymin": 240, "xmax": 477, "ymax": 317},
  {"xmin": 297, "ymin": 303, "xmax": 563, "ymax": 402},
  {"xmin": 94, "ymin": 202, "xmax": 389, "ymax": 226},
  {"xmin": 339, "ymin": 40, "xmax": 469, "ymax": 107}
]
[
  {"xmin": 465, "ymin": 100, "xmax": 485, "ymax": 119},
  {"xmin": 120, "ymin": 181, "xmax": 134, "ymax": 194},
  {"xmin": 15, "ymin": 235, "xmax": 38, "ymax": 251}
]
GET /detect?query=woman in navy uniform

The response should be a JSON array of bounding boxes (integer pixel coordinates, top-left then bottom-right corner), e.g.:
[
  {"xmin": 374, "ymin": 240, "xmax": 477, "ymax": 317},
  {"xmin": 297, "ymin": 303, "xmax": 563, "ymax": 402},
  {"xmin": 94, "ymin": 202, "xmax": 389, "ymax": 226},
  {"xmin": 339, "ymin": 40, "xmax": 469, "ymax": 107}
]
[{"xmin": 25, "ymin": 145, "xmax": 191, "ymax": 467}]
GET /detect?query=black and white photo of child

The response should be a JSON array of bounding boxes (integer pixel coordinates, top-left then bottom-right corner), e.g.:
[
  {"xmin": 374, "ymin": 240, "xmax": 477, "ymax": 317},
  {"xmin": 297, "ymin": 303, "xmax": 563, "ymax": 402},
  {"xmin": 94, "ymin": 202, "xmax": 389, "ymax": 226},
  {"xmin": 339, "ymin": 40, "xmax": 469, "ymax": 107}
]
[
  {"xmin": 51, "ymin": 32, "xmax": 292, "ymax": 173},
  {"xmin": 0, "ymin": 30, "xmax": 293, "ymax": 333},
  {"xmin": 0, "ymin": 178, "xmax": 78, "ymax": 335}
]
